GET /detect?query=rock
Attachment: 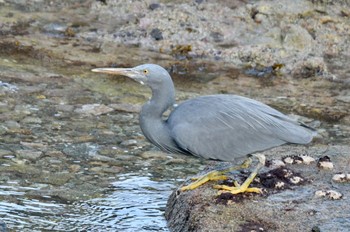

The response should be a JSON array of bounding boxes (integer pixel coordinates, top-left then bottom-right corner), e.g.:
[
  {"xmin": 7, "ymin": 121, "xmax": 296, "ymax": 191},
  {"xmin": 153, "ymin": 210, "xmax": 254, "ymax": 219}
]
[
  {"xmin": 109, "ymin": 103, "xmax": 141, "ymax": 113},
  {"xmin": 282, "ymin": 24, "xmax": 315, "ymax": 51},
  {"xmin": 120, "ymin": 139, "xmax": 138, "ymax": 147},
  {"xmin": 165, "ymin": 158, "xmax": 186, "ymax": 165},
  {"xmin": 22, "ymin": 116, "xmax": 42, "ymax": 124},
  {"xmin": 74, "ymin": 104, "xmax": 114, "ymax": 116},
  {"xmin": 89, "ymin": 153, "xmax": 117, "ymax": 163},
  {"xmin": 315, "ymin": 190, "xmax": 343, "ymax": 200},
  {"xmin": 69, "ymin": 164, "xmax": 81, "ymax": 173},
  {"xmin": 36, "ymin": 172, "xmax": 72, "ymax": 186},
  {"xmin": 0, "ymin": 149, "xmax": 13, "ymax": 158},
  {"xmin": 150, "ymin": 28, "xmax": 163, "ymax": 40},
  {"xmin": 16, "ymin": 150, "xmax": 43, "ymax": 161},
  {"xmin": 266, "ymin": 159, "xmax": 285, "ymax": 169},
  {"xmin": 165, "ymin": 145, "xmax": 350, "ymax": 231},
  {"xmin": 332, "ymin": 173, "xmax": 350, "ymax": 183},
  {"xmin": 292, "ymin": 57, "xmax": 328, "ymax": 78},
  {"xmin": 139, "ymin": 151, "xmax": 168, "ymax": 159},
  {"xmin": 300, "ymin": 155, "xmax": 316, "ymax": 165},
  {"xmin": 149, "ymin": 3, "xmax": 160, "ymax": 11},
  {"xmin": 4, "ymin": 120, "xmax": 20, "ymax": 129},
  {"xmin": 104, "ymin": 166, "xmax": 124, "ymax": 173},
  {"xmin": 317, "ymin": 156, "xmax": 334, "ymax": 170}
]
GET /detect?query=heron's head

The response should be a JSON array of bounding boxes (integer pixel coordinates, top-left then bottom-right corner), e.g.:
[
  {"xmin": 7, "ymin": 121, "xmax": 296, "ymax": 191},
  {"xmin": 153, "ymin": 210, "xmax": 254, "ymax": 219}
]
[{"xmin": 91, "ymin": 64, "xmax": 172, "ymax": 89}]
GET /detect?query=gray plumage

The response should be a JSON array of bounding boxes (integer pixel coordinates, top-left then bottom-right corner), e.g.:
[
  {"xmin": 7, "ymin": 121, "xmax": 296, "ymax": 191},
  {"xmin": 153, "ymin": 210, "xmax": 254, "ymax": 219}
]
[{"xmin": 92, "ymin": 64, "xmax": 316, "ymax": 162}]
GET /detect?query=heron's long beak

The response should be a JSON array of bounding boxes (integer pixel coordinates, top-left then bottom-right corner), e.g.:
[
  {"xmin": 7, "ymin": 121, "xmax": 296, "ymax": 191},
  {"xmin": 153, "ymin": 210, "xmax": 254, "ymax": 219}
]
[{"xmin": 91, "ymin": 67, "xmax": 147, "ymax": 85}]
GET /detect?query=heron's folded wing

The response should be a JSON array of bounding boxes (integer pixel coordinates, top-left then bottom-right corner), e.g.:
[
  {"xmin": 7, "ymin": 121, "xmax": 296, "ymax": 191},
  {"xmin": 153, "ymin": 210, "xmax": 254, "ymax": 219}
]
[{"xmin": 167, "ymin": 95, "xmax": 314, "ymax": 161}]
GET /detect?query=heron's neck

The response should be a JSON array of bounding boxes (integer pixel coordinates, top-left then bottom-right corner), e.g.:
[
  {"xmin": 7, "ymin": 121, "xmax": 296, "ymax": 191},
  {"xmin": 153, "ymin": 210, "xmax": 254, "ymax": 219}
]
[
  {"xmin": 143, "ymin": 86, "xmax": 175, "ymax": 117},
  {"xmin": 139, "ymin": 83, "xmax": 176, "ymax": 150}
]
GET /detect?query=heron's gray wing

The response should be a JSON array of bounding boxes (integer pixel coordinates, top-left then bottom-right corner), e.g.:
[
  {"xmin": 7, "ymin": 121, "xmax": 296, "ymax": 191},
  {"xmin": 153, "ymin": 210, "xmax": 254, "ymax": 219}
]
[{"xmin": 167, "ymin": 95, "xmax": 315, "ymax": 161}]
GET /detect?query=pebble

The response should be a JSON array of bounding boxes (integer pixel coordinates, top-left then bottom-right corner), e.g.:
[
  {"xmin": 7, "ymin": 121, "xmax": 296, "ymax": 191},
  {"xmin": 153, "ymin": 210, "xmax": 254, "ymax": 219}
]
[
  {"xmin": 69, "ymin": 164, "xmax": 81, "ymax": 173},
  {"xmin": 315, "ymin": 190, "xmax": 343, "ymax": 200},
  {"xmin": 149, "ymin": 3, "xmax": 160, "ymax": 10},
  {"xmin": 109, "ymin": 103, "xmax": 141, "ymax": 113},
  {"xmin": 165, "ymin": 158, "xmax": 186, "ymax": 165},
  {"xmin": 332, "ymin": 173, "xmax": 350, "ymax": 183},
  {"xmin": 266, "ymin": 159, "xmax": 285, "ymax": 168},
  {"xmin": 289, "ymin": 176, "xmax": 304, "ymax": 185},
  {"xmin": 300, "ymin": 155, "xmax": 315, "ymax": 165},
  {"xmin": 282, "ymin": 156, "xmax": 303, "ymax": 164},
  {"xmin": 150, "ymin": 28, "xmax": 163, "ymax": 40},
  {"xmin": 0, "ymin": 126, "xmax": 7, "ymax": 135},
  {"xmin": 74, "ymin": 104, "xmax": 114, "ymax": 116},
  {"xmin": 100, "ymin": 166, "xmax": 124, "ymax": 174},
  {"xmin": 120, "ymin": 139, "xmax": 138, "ymax": 147},
  {"xmin": 140, "ymin": 151, "xmax": 167, "ymax": 160},
  {"xmin": 317, "ymin": 156, "xmax": 334, "ymax": 170},
  {"xmin": 22, "ymin": 116, "xmax": 42, "ymax": 124},
  {"xmin": 16, "ymin": 150, "xmax": 43, "ymax": 161},
  {"xmin": 89, "ymin": 153, "xmax": 117, "ymax": 163},
  {"xmin": 42, "ymin": 22, "xmax": 67, "ymax": 35},
  {"xmin": 4, "ymin": 120, "xmax": 21, "ymax": 129}
]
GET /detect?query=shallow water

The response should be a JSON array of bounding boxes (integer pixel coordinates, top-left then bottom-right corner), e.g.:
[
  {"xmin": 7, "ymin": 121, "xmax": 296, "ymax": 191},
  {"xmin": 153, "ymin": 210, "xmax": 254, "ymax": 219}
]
[{"xmin": 0, "ymin": 173, "xmax": 177, "ymax": 231}]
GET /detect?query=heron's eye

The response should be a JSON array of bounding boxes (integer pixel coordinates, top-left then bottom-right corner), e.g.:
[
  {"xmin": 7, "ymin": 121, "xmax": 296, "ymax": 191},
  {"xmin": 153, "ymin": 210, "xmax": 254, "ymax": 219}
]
[{"xmin": 143, "ymin": 69, "xmax": 149, "ymax": 75}]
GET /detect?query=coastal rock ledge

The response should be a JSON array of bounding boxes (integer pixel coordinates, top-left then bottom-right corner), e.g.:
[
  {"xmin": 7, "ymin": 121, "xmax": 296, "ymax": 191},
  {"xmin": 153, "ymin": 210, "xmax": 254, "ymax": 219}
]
[{"xmin": 165, "ymin": 145, "xmax": 350, "ymax": 232}]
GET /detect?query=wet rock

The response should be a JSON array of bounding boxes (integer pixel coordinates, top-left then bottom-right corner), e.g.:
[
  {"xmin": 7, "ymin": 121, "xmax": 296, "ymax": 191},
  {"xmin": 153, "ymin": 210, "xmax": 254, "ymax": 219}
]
[
  {"xmin": 0, "ymin": 221, "xmax": 7, "ymax": 232},
  {"xmin": 56, "ymin": 104, "xmax": 74, "ymax": 112},
  {"xmin": 74, "ymin": 104, "xmax": 114, "ymax": 116},
  {"xmin": 139, "ymin": 150, "xmax": 168, "ymax": 160},
  {"xmin": 16, "ymin": 150, "xmax": 43, "ymax": 161},
  {"xmin": 42, "ymin": 22, "xmax": 68, "ymax": 36},
  {"xmin": 150, "ymin": 28, "xmax": 163, "ymax": 41},
  {"xmin": 36, "ymin": 172, "xmax": 72, "ymax": 186},
  {"xmin": 109, "ymin": 103, "xmax": 141, "ymax": 113},
  {"xmin": 165, "ymin": 158, "xmax": 186, "ymax": 165},
  {"xmin": 120, "ymin": 139, "xmax": 138, "ymax": 147},
  {"xmin": 0, "ymin": 81, "xmax": 18, "ymax": 92},
  {"xmin": 69, "ymin": 164, "xmax": 81, "ymax": 173},
  {"xmin": 20, "ymin": 141, "xmax": 47, "ymax": 150},
  {"xmin": 149, "ymin": 3, "xmax": 160, "ymax": 11},
  {"xmin": 46, "ymin": 150, "xmax": 66, "ymax": 158},
  {"xmin": 0, "ymin": 125, "xmax": 7, "ymax": 135},
  {"xmin": 90, "ymin": 166, "xmax": 123, "ymax": 174},
  {"xmin": 89, "ymin": 153, "xmax": 117, "ymax": 163},
  {"xmin": 0, "ymin": 149, "xmax": 13, "ymax": 158},
  {"xmin": 21, "ymin": 116, "xmax": 42, "ymax": 124}
]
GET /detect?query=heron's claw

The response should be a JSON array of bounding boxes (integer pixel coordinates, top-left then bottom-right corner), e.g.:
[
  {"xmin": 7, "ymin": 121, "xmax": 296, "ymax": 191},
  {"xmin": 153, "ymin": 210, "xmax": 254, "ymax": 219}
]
[
  {"xmin": 214, "ymin": 184, "xmax": 262, "ymax": 194},
  {"xmin": 181, "ymin": 170, "xmax": 228, "ymax": 191},
  {"xmin": 214, "ymin": 154, "xmax": 266, "ymax": 195},
  {"xmin": 180, "ymin": 154, "xmax": 265, "ymax": 193}
]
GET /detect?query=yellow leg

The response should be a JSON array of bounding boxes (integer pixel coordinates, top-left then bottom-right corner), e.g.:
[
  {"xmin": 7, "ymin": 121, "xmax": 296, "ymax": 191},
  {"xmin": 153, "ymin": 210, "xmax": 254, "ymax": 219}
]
[
  {"xmin": 214, "ymin": 154, "xmax": 266, "ymax": 194},
  {"xmin": 180, "ymin": 156, "xmax": 253, "ymax": 191}
]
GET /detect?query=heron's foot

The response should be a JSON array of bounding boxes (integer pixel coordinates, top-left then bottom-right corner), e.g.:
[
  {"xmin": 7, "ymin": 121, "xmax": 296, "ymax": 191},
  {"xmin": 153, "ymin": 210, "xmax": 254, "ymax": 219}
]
[
  {"xmin": 214, "ymin": 153, "xmax": 266, "ymax": 195},
  {"xmin": 181, "ymin": 170, "xmax": 228, "ymax": 191},
  {"xmin": 213, "ymin": 172, "xmax": 262, "ymax": 194}
]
